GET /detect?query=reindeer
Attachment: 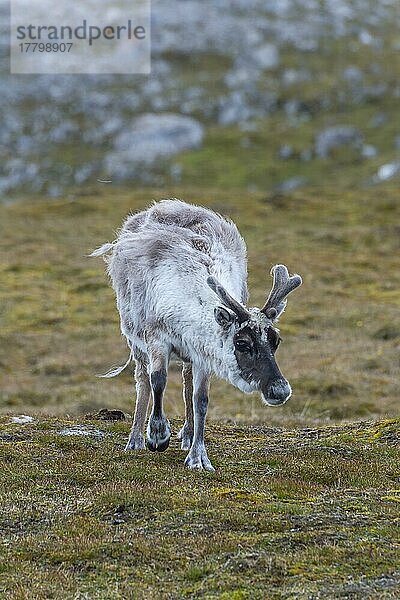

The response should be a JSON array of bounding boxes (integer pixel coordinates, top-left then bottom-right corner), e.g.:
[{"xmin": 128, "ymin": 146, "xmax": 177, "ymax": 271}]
[{"xmin": 91, "ymin": 199, "xmax": 302, "ymax": 471}]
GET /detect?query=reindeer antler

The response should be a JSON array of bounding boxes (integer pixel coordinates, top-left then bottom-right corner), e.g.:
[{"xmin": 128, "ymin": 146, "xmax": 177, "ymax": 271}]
[
  {"xmin": 261, "ymin": 265, "xmax": 302, "ymax": 320},
  {"xmin": 207, "ymin": 276, "xmax": 250, "ymax": 324}
]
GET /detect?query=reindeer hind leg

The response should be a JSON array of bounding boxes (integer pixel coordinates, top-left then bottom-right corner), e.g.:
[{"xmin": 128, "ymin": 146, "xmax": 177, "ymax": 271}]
[
  {"xmin": 177, "ymin": 362, "xmax": 194, "ymax": 450},
  {"xmin": 125, "ymin": 349, "xmax": 150, "ymax": 451}
]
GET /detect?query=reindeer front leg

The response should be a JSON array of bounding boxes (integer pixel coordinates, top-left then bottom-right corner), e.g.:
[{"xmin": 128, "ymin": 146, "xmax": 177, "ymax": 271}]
[
  {"xmin": 184, "ymin": 367, "xmax": 214, "ymax": 472},
  {"xmin": 145, "ymin": 342, "xmax": 171, "ymax": 452}
]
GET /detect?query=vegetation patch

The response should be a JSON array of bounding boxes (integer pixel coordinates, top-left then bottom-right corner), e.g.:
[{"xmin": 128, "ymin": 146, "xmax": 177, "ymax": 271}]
[{"xmin": 0, "ymin": 416, "xmax": 398, "ymax": 598}]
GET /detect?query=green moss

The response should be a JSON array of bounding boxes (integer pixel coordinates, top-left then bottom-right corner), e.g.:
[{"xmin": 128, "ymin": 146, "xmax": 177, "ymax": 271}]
[{"xmin": 0, "ymin": 417, "xmax": 398, "ymax": 597}]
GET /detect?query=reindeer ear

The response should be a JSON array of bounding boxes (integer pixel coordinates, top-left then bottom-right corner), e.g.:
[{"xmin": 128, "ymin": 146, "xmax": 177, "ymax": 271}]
[{"xmin": 214, "ymin": 306, "xmax": 235, "ymax": 329}]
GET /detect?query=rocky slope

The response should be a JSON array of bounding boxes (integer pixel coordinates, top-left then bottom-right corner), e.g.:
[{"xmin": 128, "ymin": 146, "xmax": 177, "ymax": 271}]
[{"xmin": 1, "ymin": 0, "xmax": 400, "ymax": 196}]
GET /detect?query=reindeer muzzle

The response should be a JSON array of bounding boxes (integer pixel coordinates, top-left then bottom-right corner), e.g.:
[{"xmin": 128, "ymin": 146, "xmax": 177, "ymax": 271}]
[{"xmin": 262, "ymin": 378, "xmax": 292, "ymax": 406}]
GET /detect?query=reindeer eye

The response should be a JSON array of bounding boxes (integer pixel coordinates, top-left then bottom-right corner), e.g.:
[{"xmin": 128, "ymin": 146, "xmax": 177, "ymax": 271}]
[
  {"xmin": 234, "ymin": 339, "xmax": 252, "ymax": 353},
  {"xmin": 267, "ymin": 327, "xmax": 281, "ymax": 351}
]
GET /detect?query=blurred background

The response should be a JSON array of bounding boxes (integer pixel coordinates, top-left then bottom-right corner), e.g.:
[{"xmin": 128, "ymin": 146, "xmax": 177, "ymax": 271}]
[
  {"xmin": 0, "ymin": 1, "xmax": 399, "ymax": 424},
  {"xmin": 2, "ymin": 0, "xmax": 400, "ymax": 196}
]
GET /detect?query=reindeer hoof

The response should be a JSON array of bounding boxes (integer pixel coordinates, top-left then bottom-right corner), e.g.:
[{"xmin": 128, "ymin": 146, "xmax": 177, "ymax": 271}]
[
  {"xmin": 184, "ymin": 449, "xmax": 215, "ymax": 472},
  {"xmin": 125, "ymin": 434, "xmax": 145, "ymax": 451},
  {"xmin": 146, "ymin": 438, "xmax": 158, "ymax": 452},
  {"xmin": 156, "ymin": 437, "xmax": 170, "ymax": 452},
  {"xmin": 146, "ymin": 416, "xmax": 171, "ymax": 453},
  {"xmin": 145, "ymin": 436, "xmax": 170, "ymax": 452}
]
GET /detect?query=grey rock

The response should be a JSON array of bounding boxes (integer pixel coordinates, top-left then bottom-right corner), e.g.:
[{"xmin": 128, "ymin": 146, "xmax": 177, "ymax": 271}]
[
  {"xmin": 74, "ymin": 164, "xmax": 96, "ymax": 185},
  {"xmin": 10, "ymin": 415, "xmax": 34, "ymax": 424},
  {"xmin": 47, "ymin": 185, "xmax": 63, "ymax": 198},
  {"xmin": 282, "ymin": 69, "xmax": 310, "ymax": 87},
  {"xmin": 59, "ymin": 425, "xmax": 105, "ymax": 437},
  {"xmin": 49, "ymin": 120, "xmax": 79, "ymax": 144},
  {"xmin": 218, "ymin": 92, "xmax": 253, "ymax": 125},
  {"xmin": 180, "ymin": 87, "xmax": 208, "ymax": 115},
  {"xmin": 16, "ymin": 135, "xmax": 35, "ymax": 156},
  {"xmin": 342, "ymin": 66, "xmax": 363, "ymax": 83},
  {"xmin": 105, "ymin": 113, "xmax": 204, "ymax": 180},
  {"xmin": 300, "ymin": 148, "xmax": 313, "ymax": 161},
  {"xmin": 359, "ymin": 30, "xmax": 382, "ymax": 48},
  {"xmin": 315, "ymin": 126, "xmax": 363, "ymax": 159},
  {"xmin": 373, "ymin": 162, "xmax": 400, "ymax": 182},
  {"xmin": 278, "ymin": 144, "xmax": 294, "ymax": 160},
  {"xmin": 369, "ymin": 112, "xmax": 387, "ymax": 128},
  {"xmin": 0, "ymin": 159, "xmax": 40, "ymax": 195},
  {"xmin": 224, "ymin": 65, "xmax": 261, "ymax": 89},
  {"xmin": 252, "ymin": 44, "xmax": 279, "ymax": 70},
  {"xmin": 364, "ymin": 84, "xmax": 387, "ymax": 100},
  {"xmin": 274, "ymin": 176, "xmax": 307, "ymax": 194},
  {"xmin": 393, "ymin": 85, "xmax": 400, "ymax": 99},
  {"xmin": 170, "ymin": 163, "xmax": 183, "ymax": 181},
  {"xmin": 83, "ymin": 117, "xmax": 124, "ymax": 145},
  {"xmin": 361, "ymin": 144, "xmax": 378, "ymax": 159},
  {"xmin": 0, "ymin": 0, "xmax": 398, "ymax": 195},
  {"xmin": 218, "ymin": 88, "xmax": 276, "ymax": 126},
  {"xmin": 152, "ymin": 2, "xmax": 264, "ymax": 57}
]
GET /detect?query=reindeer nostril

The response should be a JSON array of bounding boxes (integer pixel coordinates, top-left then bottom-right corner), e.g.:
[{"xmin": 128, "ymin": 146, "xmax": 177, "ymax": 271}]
[{"xmin": 263, "ymin": 379, "xmax": 292, "ymax": 406}]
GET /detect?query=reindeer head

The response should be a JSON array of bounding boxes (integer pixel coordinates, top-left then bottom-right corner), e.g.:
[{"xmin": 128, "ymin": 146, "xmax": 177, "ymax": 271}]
[{"xmin": 207, "ymin": 265, "xmax": 302, "ymax": 406}]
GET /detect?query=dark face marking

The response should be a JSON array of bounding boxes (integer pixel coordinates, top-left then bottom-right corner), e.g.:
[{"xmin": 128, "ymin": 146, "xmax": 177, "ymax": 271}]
[
  {"xmin": 266, "ymin": 325, "xmax": 281, "ymax": 353},
  {"xmin": 233, "ymin": 323, "xmax": 290, "ymax": 406}
]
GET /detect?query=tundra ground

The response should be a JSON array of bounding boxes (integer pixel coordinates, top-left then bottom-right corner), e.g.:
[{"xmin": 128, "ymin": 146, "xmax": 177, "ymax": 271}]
[{"xmin": 0, "ymin": 415, "xmax": 399, "ymax": 599}]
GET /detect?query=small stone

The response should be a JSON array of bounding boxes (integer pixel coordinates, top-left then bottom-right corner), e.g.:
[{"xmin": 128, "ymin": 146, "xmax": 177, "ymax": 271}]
[
  {"xmin": 361, "ymin": 145, "xmax": 378, "ymax": 159},
  {"xmin": 369, "ymin": 112, "xmax": 387, "ymax": 128},
  {"xmin": 342, "ymin": 66, "xmax": 363, "ymax": 83},
  {"xmin": 105, "ymin": 113, "xmax": 204, "ymax": 180},
  {"xmin": 315, "ymin": 126, "xmax": 363, "ymax": 159},
  {"xmin": 282, "ymin": 69, "xmax": 310, "ymax": 87},
  {"xmin": 74, "ymin": 164, "xmax": 95, "ymax": 185},
  {"xmin": 59, "ymin": 425, "xmax": 105, "ymax": 437},
  {"xmin": 218, "ymin": 91, "xmax": 252, "ymax": 126},
  {"xmin": 300, "ymin": 148, "xmax": 313, "ymax": 161},
  {"xmin": 10, "ymin": 415, "xmax": 33, "ymax": 424},
  {"xmin": 170, "ymin": 163, "xmax": 183, "ymax": 181},
  {"xmin": 273, "ymin": 176, "xmax": 307, "ymax": 194},
  {"xmin": 252, "ymin": 44, "xmax": 279, "ymax": 70},
  {"xmin": 373, "ymin": 162, "xmax": 400, "ymax": 182},
  {"xmin": 278, "ymin": 144, "xmax": 294, "ymax": 160}
]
